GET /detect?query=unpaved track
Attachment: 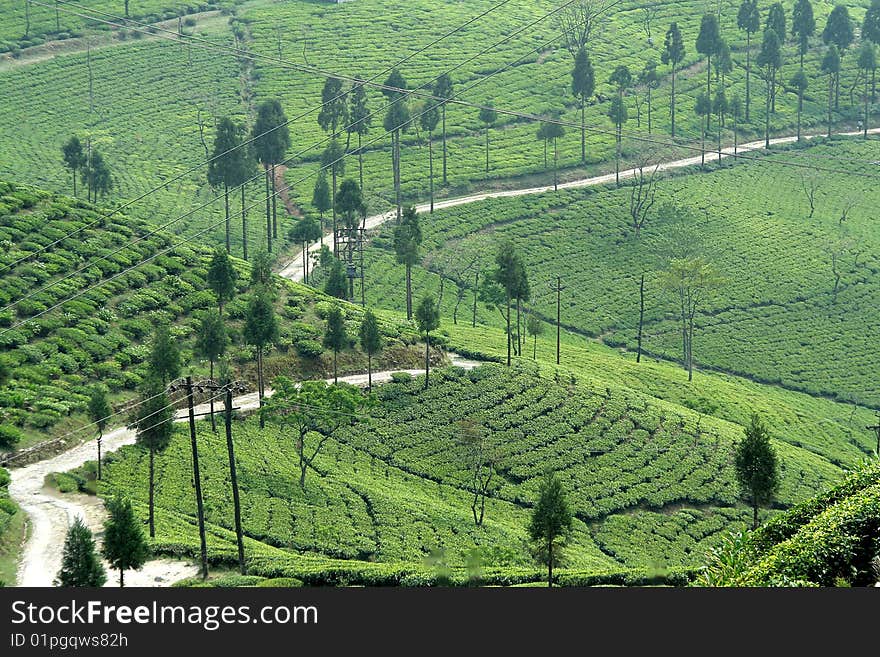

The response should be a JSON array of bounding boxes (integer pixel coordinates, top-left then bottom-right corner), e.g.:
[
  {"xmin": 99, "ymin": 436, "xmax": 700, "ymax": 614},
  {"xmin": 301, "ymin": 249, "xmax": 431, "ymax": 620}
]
[
  {"xmin": 277, "ymin": 127, "xmax": 880, "ymax": 283},
  {"xmin": 10, "ymin": 356, "xmax": 480, "ymax": 586}
]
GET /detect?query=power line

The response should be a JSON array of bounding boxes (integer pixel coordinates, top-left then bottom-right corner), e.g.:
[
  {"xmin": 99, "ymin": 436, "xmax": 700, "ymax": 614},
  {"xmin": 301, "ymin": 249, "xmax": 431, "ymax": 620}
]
[
  {"xmin": 5, "ymin": 0, "xmax": 522, "ymax": 277},
  {"xmin": 1, "ymin": 0, "xmax": 616, "ymax": 323}
]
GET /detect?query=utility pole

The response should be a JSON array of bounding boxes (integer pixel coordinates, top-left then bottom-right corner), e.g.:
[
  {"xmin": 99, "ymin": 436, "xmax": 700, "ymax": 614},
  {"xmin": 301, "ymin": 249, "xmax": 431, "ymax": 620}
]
[
  {"xmin": 637, "ymin": 273, "xmax": 645, "ymax": 363},
  {"xmin": 555, "ymin": 276, "xmax": 561, "ymax": 365},
  {"xmin": 225, "ymin": 385, "xmax": 247, "ymax": 574},
  {"xmin": 867, "ymin": 411, "xmax": 880, "ymax": 458},
  {"xmin": 179, "ymin": 377, "xmax": 208, "ymax": 580}
]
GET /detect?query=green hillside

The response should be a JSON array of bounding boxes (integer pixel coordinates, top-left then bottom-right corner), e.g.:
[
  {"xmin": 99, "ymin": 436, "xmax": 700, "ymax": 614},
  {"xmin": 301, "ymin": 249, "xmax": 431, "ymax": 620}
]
[
  {"xmin": 80, "ymin": 360, "xmax": 851, "ymax": 584},
  {"xmin": 1, "ymin": 0, "xmax": 876, "ymax": 259},
  {"xmin": 698, "ymin": 460, "xmax": 880, "ymax": 586},
  {"xmin": 0, "ymin": 181, "xmax": 425, "ymax": 449},
  {"xmin": 356, "ymin": 137, "xmax": 880, "ymax": 407}
]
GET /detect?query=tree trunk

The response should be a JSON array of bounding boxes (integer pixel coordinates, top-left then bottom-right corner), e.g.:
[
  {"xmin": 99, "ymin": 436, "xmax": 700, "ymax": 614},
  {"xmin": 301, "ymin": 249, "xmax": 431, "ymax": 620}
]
[
  {"xmin": 257, "ymin": 347, "xmax": 264, "ymax": 429},
  {"xmin": 647, "ymin": 89, "xmax": 652, "ymax": 134},
  {"xmin": 581, "ymin": 101, "xmax": 586, "ymax": 162},
  {"xmin": 224, "ymin": 184, "xmax": 230, "ymax": 253},
  {"xmin": 797, "ymin": 92, "xmax": 802, "ymax": 141},
  {"xmin": 149, "ymin": 446, "xmax": 155, "ymax": 538},
  {"xmin": 428, "ymin": 132, "xmax": 434, "ymax": 213},
  {"xmin": 554, "ymin": 136, "xmax": 559, "ymax": 192},
  {"xmin": 241, "ymin": 184, "xmax": 248, "ymax": 261},
  {"xmin": 119, "ymin": 568, "xmax": 124, "ymax": 588},
  {"xmin": 828, "ymin": 75, "xmax": 834, "ymax": 137},
  {"xmin": 97, "ymin": 431, "xmax": 102, "ymax": 480},
  {"xmin": 615, "ymin": 124, "xmax": 620, "ymax": 186},
  {"xmin": 301, "ymin": 242, "xmax": 307, "ymax": 284},
  {"xmin": 358, "ymin": 133, "xmax": 364, "ymax": 191},
  {"xmin": 367, "ymin": 352, "xmax": 372, "ymax": 392},
  {"xmin": 636, "ymin": 273, "xmax": 644, "ymax": 363},
  {"xmin": 333, "ymin": 349, "xmax": 338, "ymax": 384},
  {"xmin": 865, "ymin": 75, "xmax": 870, "ymax": 137},
  {"xmin": 405, "ymin": 263, "xmax": 412, "ymax": 320},
  {"xmin": 72, "ymin": 166, "xmax": 77, "ymax": 198},
  {"xmin": 753, "ymin": 502, "xmax": 758, "ymax": 530},
  {"xmin": 224, "ymin": 389, "xmax": 246, "ymax": 574},
  {"xmin": 533, "ymin": 334, "xmax": 537, "ymax": 359},
  {"xmin": 764, "ymin": 77, "xmax": 770, "ymax": 148},
  {"xmin": 687, "ymin": 314, "xmax": 694, "ymax": 382},
  {"xmin": 264, "ymin": 166, "xmax": 272, "ymax": 253},
  {"xmin": 424, "ymin": 333, "xmax": 430, "ymax": 390},
  {"xmin": 506, "ymin": 295, "xmax": 511, "ymax": 366},
  {"xmin": 394, "ymin": 130, "xmax": 402, "ymax": 222},
  {"xmin": 516, "ymin": 297, "xmax": 522, "ymax": 357},
  {"xmin": 671, "ymin": 67, "xmax": 677, "ymax": 137},
  {"xmin": 547, "ymin": 539, "xmax": 553, "ymax": 588},
  {"xmin": 271, "ymin": 163, "xmax": 278, "ymax": 239},
  {"xmin": 706, "ymin": 54, "xmax": 712, "ymax": 132},
  {"xmin": 209, "ymin": 360, "xmax": 216, "ymax": 433},
  {"xmin": 485, "ymin": 125, "xmax": 490, "ymax": 174},
  {"xmin": 441, "ymin": 105, "xmax": 448, "ymax": 185},
  {"xmin": 745, "ymin": 35, "xmax": 751, "ymax": 121},
  {"xmin": 472, "ymin": 271, "xmax": 479, "ymax": 328},
  {"xmin": 332, "ymin": 168, "xmax": 338, "ymax": 256}
]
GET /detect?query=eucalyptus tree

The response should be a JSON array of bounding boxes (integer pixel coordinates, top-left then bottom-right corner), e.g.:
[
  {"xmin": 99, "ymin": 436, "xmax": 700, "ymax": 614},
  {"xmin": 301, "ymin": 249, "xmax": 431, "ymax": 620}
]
[
  {"xmin": 358, "ymin": 309, "xmax": 382, "ymax": 392},
  {"xmin": 821, "ymin": 45, "xmax": 841, "ymax": 136},
  {"xmin": 251, "ymin": 99, "xmax": 290, "ymax": 251},
  {"xmin": 415, "ymin": 295, "xmax": 440, "ymax": 390},
  {"xmin": 757, "ymin": 28, "xmax": 783, "ymax": 145},
  {"xmin": 696, "ymin": 13, "xmax": 722, "ymax": 108},
  {"xmin": 208, "ymin": 117, "xmax": 248, "ymax": 253},
  {"xmin": 335, "ymin": 178, "xmax": 366, "ymax": 298},
  {"xmin": 348, "ymin": 79, "xmax": 371, "ymax": 189},
  {"xmin": 383, "ymin": 69, "xmax": 411, "ymax": 222},
  {"xmin": 791, "ymin": 69, "xmax": 809, "ymax": 140},
  {"xmin": 608, "ymin": 65, "xmax": 631, "ymax": 186},
  {"xmin": 661, "ymin": 22, "xmax": 686, "ymax": 136},
  {"xmin": 638, "ymin": 60, "xmax": 660, "ymax": 134},
  {"xmin": 243, "ymin": 286, "xmax": 278, "ymax": 429},
  {"xmin": 420, "ymin": 99, "xmax": 441, "ymax": 212},
  {"xmin": 792, "ymin": 0, "xmax": 816, "ymax": 70},
  {"xmin": 195, "ymin": 310, "xmax": 227, "ymax": 432},
  {"xmin": 312, "ymin": 170, "xmax": 331, "ymax": 245},
  {"xmin": 858, "ymin": 43, "xmax": 877, "ymax": 135},
  {"xmin": 478, "ymin": 103, "xmax": 498, "ymax": 174},
  {"xmin": 321, "ymin": 139, "xmax": 346, "ymax": 255},
  {"xmin": 61, "ymin": 136, "xmax": 85, "ymax": 198},
  {"xmin": 434, "ymin": 74, "xmax": 454, "ymax": 185},
  {"xmin": 207, "ymin": 247, "xmax": 237, "ymax": 316},
  {"xmin": 132, "ymin": 377, "xmax": 174, "ymax": 538},
  {"xmin": 290, "ymin": 216, "xmax": 322, "ymax": 284},
  {"xmin": 822, "ymin": 5, "xmax": 854, "ymax": 110},
  {"xmin": 571, "ymin": 46, "xmax": 595, "ymax": 161},
  {"xmin": 737, "ymin": 0, "xmax": 761, "ymax": 121},
  {"xmin": 393, "ymin": 206, "xmax": 422, "ymax": 320}
]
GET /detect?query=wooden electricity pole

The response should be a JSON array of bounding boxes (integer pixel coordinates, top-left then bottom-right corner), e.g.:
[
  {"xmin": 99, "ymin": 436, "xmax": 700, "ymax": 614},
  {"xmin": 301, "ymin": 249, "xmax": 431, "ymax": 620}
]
[{"xmin": 183, "ymin": 377, "xmax": 209, "ymax": 580}]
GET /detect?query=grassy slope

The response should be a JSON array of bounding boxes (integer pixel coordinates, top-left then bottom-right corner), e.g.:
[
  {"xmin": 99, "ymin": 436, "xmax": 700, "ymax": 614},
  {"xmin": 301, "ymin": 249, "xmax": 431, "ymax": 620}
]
[
  {"xmin": 0, "ymin": 182, "xmax": 426, "ymax": 449},
  {"xmin": 357, "ymin": 138, "xmax": 880, "ymax": 407},
  {"xmin": 1, "ymin": 0, "xmax": 875, "ymax": 253},
  {"xmin": 88, "ymin": 356, "xmax": 851, "ymax": 582}
]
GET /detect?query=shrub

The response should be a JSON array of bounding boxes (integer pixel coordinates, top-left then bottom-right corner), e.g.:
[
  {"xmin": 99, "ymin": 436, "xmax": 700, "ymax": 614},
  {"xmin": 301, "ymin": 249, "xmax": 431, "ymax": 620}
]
[
  {"xmin": 295, "ymin": 339, "xmax": 324, "ymax": 359},
  {"xmin": 0, "ymin": 424, "xmax": 22, "ymax": 449}
]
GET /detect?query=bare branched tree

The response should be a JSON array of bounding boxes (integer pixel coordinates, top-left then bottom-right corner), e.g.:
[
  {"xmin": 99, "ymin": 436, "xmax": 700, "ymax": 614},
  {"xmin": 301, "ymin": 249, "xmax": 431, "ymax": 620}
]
[
  {"xmin": 641, "ymin": 5, "xmax": 658, "ymax": 45},
  {"xmin": 453, "ymin": 418, "xmax": 499, "ymax": 527},
  {"xmin": 838, "ymin": 195, "xmax": 858, "ymax": 225},
  {"xmin": 800, "ymin": 172, "xmax": 821, "ymax": 219},
  {"xmin": 629, "ymin": 156, "xmax": 660, "ymax": 237},
  {"xmin": 555, "ymin": 0, "xmax": 610, "ymax": 59}
]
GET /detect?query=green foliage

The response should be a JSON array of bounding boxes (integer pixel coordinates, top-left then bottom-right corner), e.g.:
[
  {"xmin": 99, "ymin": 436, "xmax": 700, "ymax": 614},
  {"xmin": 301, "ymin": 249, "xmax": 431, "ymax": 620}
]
[
  {"xmin": 822, "ymin": 5, "xmax": 854, "ymax": 52},
  {"xmin": 734, "ymin": 414, "xmax": 780, "ymax": 527},
  {"xmin": 359, "ymin": 309, "xmax": 382, "ymax": 357},
  {"xmin": 323, "ymin": 305, "xmax": 348, "ymax": 355},
  {"xmin": 86, "ymin": 385, "xmax": 111, "ymax": 433},
  {"xmin": 195, "ymin": 310, "xmax": 227, "ymax": 365},
  {"xmin": 148, "ymin": 324, "xmax": 180, "ymax": 385},
  {"xmin": 311, "ymin": 171, "xmax": 331, "ymax": 216},
  {"xmin": 324, "ymin": 259, "xmax": 348, "ymax": 300},
  {"xmin": 102, "ymin": 496, "xmax": 149, "ymax": 586},
  {"xmin": 393, "ymin": 206, "xmax": 422, "ymax": 267},
  {"xmin": 55, "ymin": 516, "xmax": 106, "ymax": 587},
  {"xmin": 251, "ymin": 99, "xmax": 290, "ymax": 167},
  {"xmin": 243, "ymin": 287, "xmax": 278, "ymax": 349},
  {"xmin": 415, "ymin": 295, "xmax": 440, "ymax": 336},
  {"xmin": 132, "ymin": 378, "xmax": 173, "ymax": 454},
  {"xmin": 207, "ymin": 248, "xmax": 238, "ymax": 311},
  {"xmin": 528, "ymin": 471, "xmax": 572, "ymax": 583}
]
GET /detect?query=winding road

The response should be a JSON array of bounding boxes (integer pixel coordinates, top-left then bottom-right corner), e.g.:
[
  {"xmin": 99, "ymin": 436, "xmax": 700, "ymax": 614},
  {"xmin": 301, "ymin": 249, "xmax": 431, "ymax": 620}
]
[
  {"xmin": 9, "ymin": 356, "xmax": 480, "ymax": 586},
  {"xmin": 277, "ymin": 127, "xmax": 880, "ymax": 283},
  {"xmin": 8, "ymin": 125, "xmax": 877, "ymax": 587}
]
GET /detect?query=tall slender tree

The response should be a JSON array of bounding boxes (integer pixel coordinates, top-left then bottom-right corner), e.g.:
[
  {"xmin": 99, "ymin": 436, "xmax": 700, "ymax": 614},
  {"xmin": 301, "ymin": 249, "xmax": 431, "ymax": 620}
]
[
  {"xmin": 323, "ymin": 305, "xmax": 347, "ymax": 384},
  {"xmin": 434, "ymin": 74, "xmax": 454, "ymax": 186},
  {"xmin": 251, "ymin": 100, "xmax": 290, "ymax": 251},
  {"xmin": 737, "ymin": 0, "xmax": 761, "ymax": 121},
  {"xmin": 243, "ymin": 286, "xmax": 278, "ymax": 429},
  {"xmin": 822, "ymin": 45, "xmax": 841, "ymax": 136},
  {"xmin": 195, "ymin": 310, "xmax": 227, "ymax": 432},
  {"xmin": 61, "ymin": 136, "xmax": 85, "ymax": 198},
  {"xmin": 317, "ymin": 77, "xmax": 349, "ymax": 137},
  {"xmin": 393, "ymin": 206, "xmax": 422, "ymax": 320},
  {"xmin": 767, "ymin": 3, "xmax": 786, "ymax": 43},
  {"xmin": 478, "ymin": 103, "xmax": 498, "ymax": 175},
  {"xmin": 207, "ymin": 118, "xmax": 247, "ymax": 253},
  {"xmin": 792, "ymin": 69, "xmax": 809, "ymax": 140},
  {"xmin": 696, "ymin": 13, "xmax": 722, "ymax": 125},
  {"xmin": 359, "ymin": 309, "xmax": 382, "ymax": 392},
  {"xmin": 132, "ymin": 377, "xmax": 173, "ymax": 539},
  {"xmin": 420, "ymin": 99, "xmax": 440, "ymax": 212},
  {"xmin": 321, "ymin": 139, "xmax": 346, "ymax": 255},
  {"xmin": 608, "ymin": 65, "xmax": 631, "ymax": 186},
  {"xmin": 383, "ymin": 69, "xmax": 411, "ymax": 223},
  {"xmin": 757, "ymin": 28, "xmax": 783, "ymax": 145},
  {"xmin": 148, "ymin": 324, "xmax": 180, "ymax": 386},
  {"xmin": 414, "ymin": 295, "xmax": 440, "ymax": 390},
  {"xmin": 312, "ymin": 169, "xmax": 331, "ymax": 247},
  {"xmin": 661, "ymin": 22, "xmax": 686, "ymax": 137},
  {"xmin": 695, "ymin": 92, "xmax": 712, "ymax": 167},
  {"xmin": 324, "ymin": 259, "xmax": 348, "ymax": 300},
  {"xmin": 207, "ymin": 247, "xmax": 237, "ymax": 316},
  {"xmin": 822, "ymin": 5, "xmax": 854, "ymax": 110},
  {"xmin": 571, "ymin": 46, "xmax": 595, "ymax": 161},
  {"xmin": 638, "ymin": 60, "xmax": 660, "ymax": 134},
  {"xmin": 865, "ymin": 2, "xmax": 880, "ymax": 100},
  {"xmin": 348, "ymin": 79, "xmax": 372, "ymax": 190},
  {"xmin": 290, "ymin": 216, "xmax": 322, "ymax": 284},
  {"xmin": 335, "ymin": 178, "xmax": 365, "ymax": 299},
  {"xmin": 86, "ymin": 385, "xmax": 111, "ymax": 480},
  {"xmin": 858, "ymin": 43, "xmax": 877, "ymax": 136},
  {"xmin": 494, "ymin": 241, "xmax": 524, "ymax": 366},
  {"xmin": 792, "ymin": 0, "xmax": 816, "ymax": 70}
]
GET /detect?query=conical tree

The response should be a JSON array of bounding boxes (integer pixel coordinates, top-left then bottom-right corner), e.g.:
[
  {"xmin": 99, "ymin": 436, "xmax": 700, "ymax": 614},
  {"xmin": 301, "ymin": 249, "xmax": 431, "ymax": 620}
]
[
  {"xmin": 414, "ymin": 295, "xmax": 440, "ymax": 390},
  {"xmin": 571, "ymin": 47, "xmax": 595, "ymax": 162},
  {"xmin": 734, "ymin": 414, "xmax": 780, "ymax": 529},
  {"xmin": 102, "ymin": 496, "xmax": 149, "ymax": 587},
  {"xmin": 132, "ymin": 377, "xmax": 174, "ymax": 539},
  {"xmin": 528, "ymin": 471, "xmax": 572, "ymax": 587},
  {"xmin": 55, "ymin": 516, "xmax": 106, "ymax": 587},
  {"xmin": 359, "ymin": 309, "xmax": 382, "ymax": 392},
  {"xmin": 86, "ymin": 385, "xmax": 111, "ymax": 480}
]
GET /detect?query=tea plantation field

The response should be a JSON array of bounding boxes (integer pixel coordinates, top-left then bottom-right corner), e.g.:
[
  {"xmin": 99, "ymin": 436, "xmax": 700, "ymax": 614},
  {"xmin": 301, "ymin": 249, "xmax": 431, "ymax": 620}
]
[
  {"xmin": 357, "ymin": 138, "xmax": 880, "ymax": 407},
  {"xmin": 2, "ymin": 0, "xmax": 876, "ymax": 255},
  {"xmin": 0, "ymin": 182, "xmax": 424, "ymax": 449},
  {"xmin": 87, "ymin": 362, "xmax": 849, "ymax": 582}
]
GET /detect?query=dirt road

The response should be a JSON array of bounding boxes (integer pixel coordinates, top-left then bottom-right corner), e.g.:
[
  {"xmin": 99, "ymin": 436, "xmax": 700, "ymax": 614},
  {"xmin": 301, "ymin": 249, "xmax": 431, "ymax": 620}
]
[
  {"xmin": 277, "ymin": 127, "xmax": 880, "ymax": 283},
  {"xmin": 9, "ymin": 356, "xmax": 480, "ymax": 586}
]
